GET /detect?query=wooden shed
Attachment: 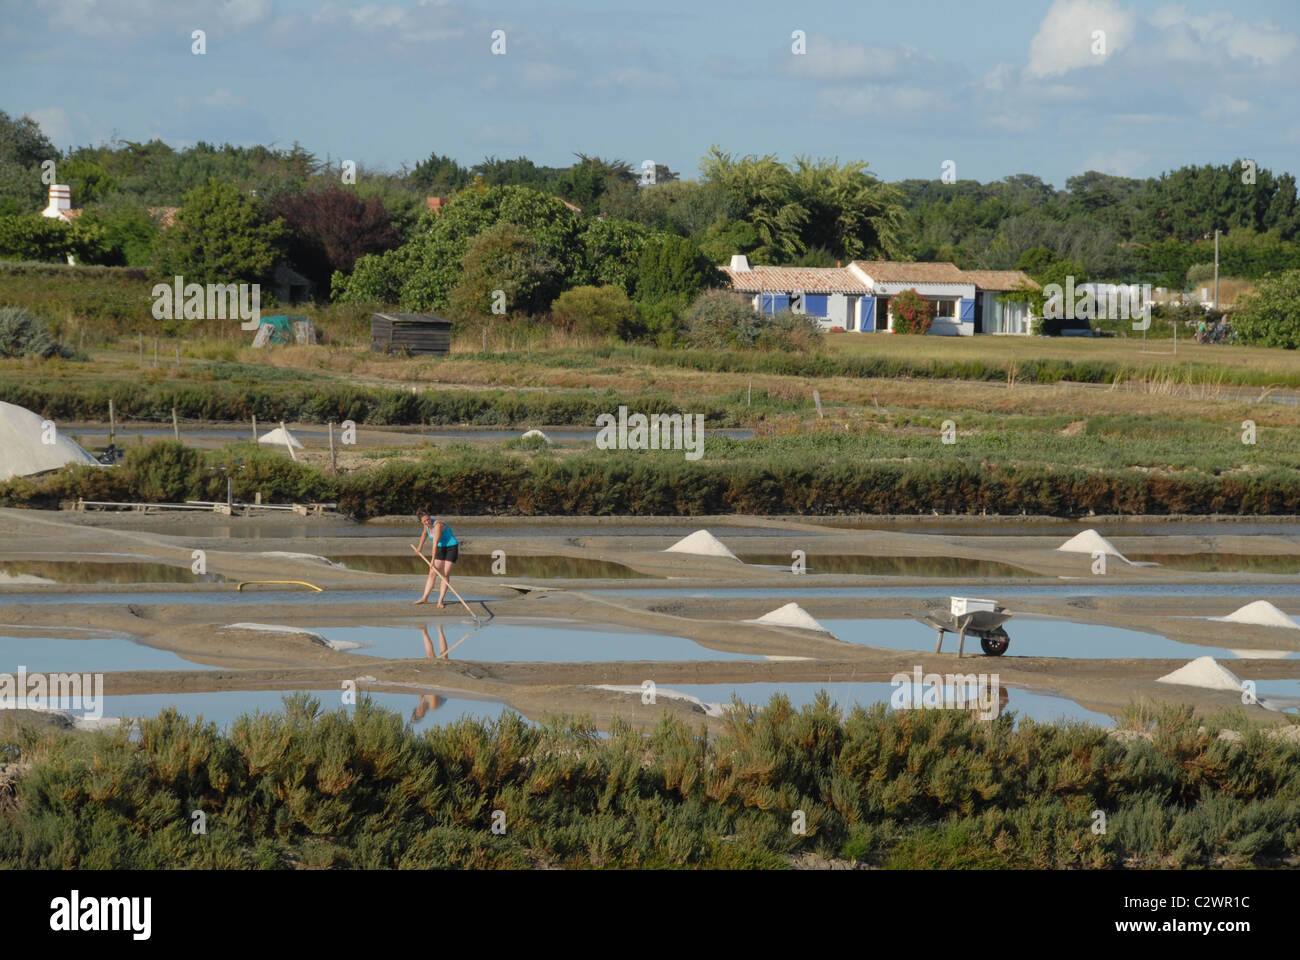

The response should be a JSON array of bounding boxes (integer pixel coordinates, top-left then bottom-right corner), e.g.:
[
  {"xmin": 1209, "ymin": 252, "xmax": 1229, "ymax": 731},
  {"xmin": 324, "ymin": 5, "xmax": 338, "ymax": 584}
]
[{"xmin": 370, "ymin": 313, "xmax": 452, "ymax": 356}]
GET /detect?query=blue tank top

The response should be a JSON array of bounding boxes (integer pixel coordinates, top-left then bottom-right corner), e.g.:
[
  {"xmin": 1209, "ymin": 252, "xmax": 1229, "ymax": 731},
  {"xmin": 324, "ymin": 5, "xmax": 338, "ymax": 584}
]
[{"xmin": 423, "ymin": 518, "xmax": 457, "ymax": 547}]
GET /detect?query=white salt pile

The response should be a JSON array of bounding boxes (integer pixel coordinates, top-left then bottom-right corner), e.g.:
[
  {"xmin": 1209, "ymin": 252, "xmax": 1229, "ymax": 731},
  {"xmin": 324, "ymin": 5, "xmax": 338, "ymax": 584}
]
[
  {"xmin": 223, "ymin": 622, "xmax": 331, "ymax": 645},
  {"xmin": 519, "ymin": 429, "xmax": 551, "ymax": 444},
  {"xmin": 1210, "ymin": 601, "xmax": 1299, "ymax": 630},
  {"xmin": 257, "ymin": 426, "xmax": 303, "ymax": 449},
  {"xmin": 664, "ymin": 529, "xmax": 739, "ymax": 561},
  {"xmin": 0, "ymin": 571, "xmax": 56, "ymax": 584},
  {"xmin": 746, "ymin": 602, "xmax": 834, "ymax": 635},
  {"xmin": 1057, "ymin": 529, "xmax": 1131, "ymax": 564},
  {"xmin": 1228, "ymin": 649, "xmax": 1300, "ymax": 660},
  {"xmin": 259, "ymin": 551, "xmax": 342, "ymax": 566},
  {"xmin": 590, "ymin": 684, "xmax": 725, "ymax": 718},
  {"xmin": 0, "ymin": 400, "xmax": 100, "ymax": 480},
  {"xmin": 1156, "ymin": 656, "xmax": 1244, "ymax": 692}
]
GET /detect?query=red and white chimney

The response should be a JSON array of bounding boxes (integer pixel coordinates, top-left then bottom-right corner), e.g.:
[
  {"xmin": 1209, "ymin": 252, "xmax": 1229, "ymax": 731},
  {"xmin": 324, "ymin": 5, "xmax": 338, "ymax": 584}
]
[{"xmin": 42, "ymin": 183, "xmax": 73, "ymax": 221}]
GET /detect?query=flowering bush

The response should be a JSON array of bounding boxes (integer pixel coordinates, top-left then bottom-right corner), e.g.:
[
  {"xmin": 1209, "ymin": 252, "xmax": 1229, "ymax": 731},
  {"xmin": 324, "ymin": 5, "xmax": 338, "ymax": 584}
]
[{"xmin": 890, "ymin": 288, "xmax": 933, "ymax": 334}]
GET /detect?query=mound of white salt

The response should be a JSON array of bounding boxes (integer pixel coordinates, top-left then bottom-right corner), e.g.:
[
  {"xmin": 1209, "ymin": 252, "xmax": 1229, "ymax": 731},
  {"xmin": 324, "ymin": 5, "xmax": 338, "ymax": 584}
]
[
  {"xmin": 589, "ymin": 684, "xmax": 726, "ymax": 718},
  {"xmin": 746, "ymin": 602, "xmax": 834, "ymax": 635},
  {"xmin": 1057, "ymin": 529, "xmax": 1130, "ymax": 564},
  {"xmin": 1228, "ymin": 649, "xmax": 1299, "ymax": 660},
  {"xmin": 664, "ymin": 529, "xmax": 739, "ymax": 561},
  {"xmin": 1210, "ymin": 601, "xmax": 1299, "ymax": 630},
  {"xmin": 223, "ymin": 622, "xmax": 330, "ymax": 645},
  {"xmin": 1156, "ymin": 656, "xmax": 1244, "ymax": 692},
  {"xmin": 259, "ymin": 551, "xmax": 342, "ymax": 566},
  {"xmin": 519, "ymin": 429, "xmax": 551, "ymax": 444},
  {"xmin": 257, "ymin": 425, "xmax": 303, "ymax": 449}
]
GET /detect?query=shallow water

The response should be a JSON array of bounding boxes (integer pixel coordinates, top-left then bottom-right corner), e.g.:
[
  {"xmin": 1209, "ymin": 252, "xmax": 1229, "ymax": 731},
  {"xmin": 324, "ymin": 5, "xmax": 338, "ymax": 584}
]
[
  {"xmin": 635, "ymin": 681, "xmax": 1113, "ymax": 727},
  {"xmin": 80, "ymin": 689, "xmax": 515, "ymax": 730},
  {"xmin": 312, "ymin": 619, "xmax": 761, "ymax": 663},
  {"xmin": 0, "ymin": 634, "xmax": 219, "ymax": 673},
  {"xmin": 823, "ymin": 617, "xmax": 1300, "ymax": 661},
  {"xmin": 327, "ymin": 554, "xmax": 655, "ymax": 579},
  {"xmin": 0, "ymin": 560, "xmax": 224, "ymax": 584},
  {"xmin": 738, "ymin": 554, "xmax": 1035, "ymax": 577},
  {"xmin": 98, "ymin": 520, "xmax": 810, "ymax": 540},
  {"xmin": 804, "ymin": 518, "xmax": 1300, "ymax": 537},
  {"xmin": 596, "ymin": 584, "xmax": 1300, "ymax": 598}
]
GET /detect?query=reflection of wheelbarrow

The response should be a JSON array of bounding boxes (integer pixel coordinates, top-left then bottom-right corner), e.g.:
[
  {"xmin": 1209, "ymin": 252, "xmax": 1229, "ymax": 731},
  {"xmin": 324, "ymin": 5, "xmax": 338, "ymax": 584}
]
[{"xmin": 915, "ymin": 597, "xmax": 1013, "ymax": 657}]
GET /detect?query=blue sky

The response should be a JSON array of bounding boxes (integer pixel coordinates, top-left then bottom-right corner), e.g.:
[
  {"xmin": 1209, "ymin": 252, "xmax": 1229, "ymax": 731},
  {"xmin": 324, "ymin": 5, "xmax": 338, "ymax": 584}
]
[{"xmin": 2, "ymin": 0, "xmax": 1298, "ymax": 188}]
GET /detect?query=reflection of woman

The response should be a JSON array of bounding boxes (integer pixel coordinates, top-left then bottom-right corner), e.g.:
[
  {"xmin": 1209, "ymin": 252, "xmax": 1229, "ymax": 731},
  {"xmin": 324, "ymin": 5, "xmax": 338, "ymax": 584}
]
[
  {"xmin": 412, "ymin": 623, "xmax": 451, "ymax": 723},
  {"xmin": 412, "ymin": 508, "xmax": 458, "ymax": 608}
]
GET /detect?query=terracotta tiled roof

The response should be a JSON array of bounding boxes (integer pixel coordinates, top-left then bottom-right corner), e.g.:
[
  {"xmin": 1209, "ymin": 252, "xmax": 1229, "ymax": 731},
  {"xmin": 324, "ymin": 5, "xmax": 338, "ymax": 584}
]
[
  {"xmin": 850, "ymin": 260, "xmax": 970, "ymax": 283},
  {"xmin": 721, "ymin": 265, "xmax": 871, "ymax": 294},
  {"xmin": 961, "ymin": 270, "xmax": 1039, "ymax": 291}
]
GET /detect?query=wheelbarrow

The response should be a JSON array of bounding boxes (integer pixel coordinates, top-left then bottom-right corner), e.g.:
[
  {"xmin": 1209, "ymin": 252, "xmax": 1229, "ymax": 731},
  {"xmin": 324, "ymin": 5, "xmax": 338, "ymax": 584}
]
[{"xmin": 915, "ymin": 597, "xmax": 1013, "ymax": 657}]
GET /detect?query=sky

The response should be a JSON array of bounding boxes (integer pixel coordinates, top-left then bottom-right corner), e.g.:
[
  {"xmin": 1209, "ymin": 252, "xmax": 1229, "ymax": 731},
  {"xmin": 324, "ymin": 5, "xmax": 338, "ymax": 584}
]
[{"xmin": 2, "ymin": 0, "xmax": 1298, "ymax": 188}]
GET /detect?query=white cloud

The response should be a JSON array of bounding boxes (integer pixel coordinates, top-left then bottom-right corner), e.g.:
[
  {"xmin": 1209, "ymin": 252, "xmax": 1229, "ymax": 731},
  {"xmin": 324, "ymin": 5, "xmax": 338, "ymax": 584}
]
[
  {"xmin": 202, "ymin": 88, "xmax": 244, "ymax": 110},
  {"xmin": 1201, "ymin": 93, "xmax": 1252, "ymax": 121},
  {"xmin": 830, "ymin": 85, "xmax": 947, "ymax": 116},
  {"xmin": 27, "ymin": 106, "xmax": 71, "ymax": 147},
  {"xmin": 37, "ymin": 0, "xmax": 269, "ymax": 38},
  {"xmin": 469, "ymin": 123, "xmax": 534, "ymax": 147},
  {"xmin": 311, "ymin": 2, "xmax": 463, "ymax": 44},
  {"xmin": 592, "ymin": 67, "xmax": 678, "ymax": 92},
  {"xmin": 1081, "ymin": 147, "xmax": 1149, "ymax": 177},
  {"xmin": 1025, "ymin": 0, "xmax": 1137, "ymax": 79},
  {"xmin": 1147, "ymin": 5, "xmax": 1298, "ymax": 67},
  {"xmin": 784, "ymin": 38, "xmax": 938, "ymax": 81},
  {"xmin": 518, "ymin": 62, "xmax": 580, "ymax": 91}
]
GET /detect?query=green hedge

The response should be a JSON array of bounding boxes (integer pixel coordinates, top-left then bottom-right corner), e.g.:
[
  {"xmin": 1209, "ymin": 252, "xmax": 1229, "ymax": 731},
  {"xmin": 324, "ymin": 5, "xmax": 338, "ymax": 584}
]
[
  {"xmin": 1, "ymin": 695, "xmax": 1295, "ymax": 868},
  {"xmin": 6, "ymin": 440, "xmax": 1300, "ymax": 516}
]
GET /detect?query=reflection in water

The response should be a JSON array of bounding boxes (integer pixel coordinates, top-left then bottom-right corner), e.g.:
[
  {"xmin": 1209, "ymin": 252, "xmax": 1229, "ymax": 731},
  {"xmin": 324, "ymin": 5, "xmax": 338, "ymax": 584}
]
[
  {"xmin": 411, "ymin": 622, "xmax": 475, "ymax": 721},
  {"xmin": 330, "ymin": 554, "xmax": 654, "ymax": 579},
  {"xmin": 737, "ymin": 554, "xmax": 1034, "ymax": 577},
  {"xmin": 1128, "ymin": 554, "xmax": 1300, "ymax": 573},
  {"xmin": 0, "ymin": 560, "xmax": 224, "ymax": 584}
]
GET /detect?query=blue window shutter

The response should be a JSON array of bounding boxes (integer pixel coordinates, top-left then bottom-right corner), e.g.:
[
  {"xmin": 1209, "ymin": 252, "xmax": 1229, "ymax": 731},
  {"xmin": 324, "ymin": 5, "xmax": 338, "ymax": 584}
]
[
  {"xmin": 959, "ymin": 298, "xmax": 975, "ymax": 323},
  {"xmin": 804, "ymin": 294, "xmax": 828, "ymax": 316},
  {"xmin": 861, "ymin": 297, "xmax": 876, "ymax": 331},
  {"xmin": 771, "ymin": 294, "xmax": 789, "ymax": 313}
]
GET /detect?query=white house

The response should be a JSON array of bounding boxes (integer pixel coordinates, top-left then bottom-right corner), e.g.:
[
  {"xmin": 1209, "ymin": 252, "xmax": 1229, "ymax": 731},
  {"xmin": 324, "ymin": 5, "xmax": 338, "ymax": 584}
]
[{"xmin": 720, "ymin": 255, "xmax": 1040, "ymax": 335}]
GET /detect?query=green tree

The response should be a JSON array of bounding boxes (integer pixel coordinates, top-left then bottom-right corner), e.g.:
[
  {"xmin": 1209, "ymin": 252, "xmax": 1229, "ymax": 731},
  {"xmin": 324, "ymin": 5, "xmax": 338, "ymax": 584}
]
[
  {"xmin": 410, "ymin": 151, "xmax": 471, "ymax": 195},
  {"xmin": 683, "ymin": 288, "xmax": 761, "ymax": 348},
  {"xmin": 550, "ymin": 284, "xmax": 640, "ymax": 339},
  {"xmin": 0, "ymin": 110, "xmax": 58, "ymax": 217},
  {"xmin": 447, "ymin": 221, "xmax": 561, "ymax": 319},
  {"xmin": 155, "ymin": 179, "xmax": 286, "ymax": 283},
  {"xmin": 634, "ymin": 233, "xmax": 717, "ymax": 304},
  {"xmin": 77, "ymin": 201, "xmax": 161, "ymax": 266},
  {"xmin": 0, "ymin": 214, "xmax": 106, "ymax": 263},
  {"xmin": 1232, "ymin": 269, "xmax": 1300, "ymax": 348}
]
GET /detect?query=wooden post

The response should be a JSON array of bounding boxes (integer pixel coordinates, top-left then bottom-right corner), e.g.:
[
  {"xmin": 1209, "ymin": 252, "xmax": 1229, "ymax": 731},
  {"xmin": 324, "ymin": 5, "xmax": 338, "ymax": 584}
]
[
  {"xmin": 280, "ymin": 420, "xmax": 297, "ymax": 462},
  {"xmin": 957, "ymin": 627, "xmax": 966, "ymax": 658},
  {"xmin": 748, "ymin": 380, "xmax": 752, "ymax": 407},
  {"xmin": 481, "ymin": 325, "xmax": 487, "ymax": 352},
  {"xmin": 328, "ymin": 421, "xmax": 337, "ymax": 475},
  {"xmin": 252, "ymin": 415, "xmax": 257, "ymax": 444},
  {"xmin": 108, "ymin": 398, "xmax": 115, "ymax": 444},
  {"xmin": 935, "ymin": 630, "xmax": 944, "ymax": 654},
  {"xmin": 175, "ymin": 344, "xmax": 180, "ymax": 365},
  {"xmin": 172, "ymin": 406, "xmax": 179, "ymax": 442}
]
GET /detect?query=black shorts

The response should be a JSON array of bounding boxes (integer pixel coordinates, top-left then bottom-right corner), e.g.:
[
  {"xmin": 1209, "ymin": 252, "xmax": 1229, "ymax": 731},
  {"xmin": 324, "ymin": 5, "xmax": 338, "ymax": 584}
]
[{"xmin": 434, "ymin": 544, "xmax": 459, "ymax": 563}]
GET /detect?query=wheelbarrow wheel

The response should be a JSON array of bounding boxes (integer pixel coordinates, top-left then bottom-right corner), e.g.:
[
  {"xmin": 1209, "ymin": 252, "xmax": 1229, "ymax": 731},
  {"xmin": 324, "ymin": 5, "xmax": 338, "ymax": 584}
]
[{"xmin": 980, "ymin": 630, "xmax": 1010, "ymax": 656}]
